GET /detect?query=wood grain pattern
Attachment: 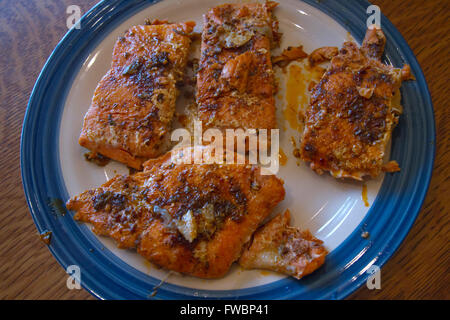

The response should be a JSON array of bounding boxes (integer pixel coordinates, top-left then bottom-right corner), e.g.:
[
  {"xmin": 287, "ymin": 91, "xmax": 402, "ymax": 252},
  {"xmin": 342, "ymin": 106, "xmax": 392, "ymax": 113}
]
[{"xmin": 0, "ymin": 0, "xmax": 448, "ymax": 300}]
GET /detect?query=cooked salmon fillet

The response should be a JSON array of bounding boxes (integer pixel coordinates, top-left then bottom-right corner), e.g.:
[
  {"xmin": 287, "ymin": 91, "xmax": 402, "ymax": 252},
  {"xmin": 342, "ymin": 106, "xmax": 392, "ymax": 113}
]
[
  {"xmin": 300, "ymin": 26, "xmax": 412, "ymax": 180},
  {"xmin": 66, "ymin": 147, "xmax": 285, "ymax": 278},
  {"xmin": 308, "ymin": 46, "xmax": 339, "ymax": 66},
  {"xmin": 194, "ymin": 2, "xmax": 279, "ymax": 133},
  {"xmin": 239, "ymin": 210, "xmax": 327, "ymax": 279},
  {"xmin": 79, "ymin": 22, "xmax": 194, "ymax": 169}
]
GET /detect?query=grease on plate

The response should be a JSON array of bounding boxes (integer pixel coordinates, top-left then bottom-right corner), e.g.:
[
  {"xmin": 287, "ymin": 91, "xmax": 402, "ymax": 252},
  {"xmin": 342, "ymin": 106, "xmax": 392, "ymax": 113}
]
[
  {"xmin": 279, "ymin": 148, "xmax": 288, "ymax": 166},
  {"xmin": 260, "ymin": 270, "xmax": 272, "ymax": 276},
  {"xmin": 362, "ymin": 184, "xmax": 370, "ymax": 207},
  {"xmin": 284, "ymin": 64, "xmax": 307, "ymax": 132},
  {"xmin": 283, "ymin": 62, "xmax": 326, "ymax": 132}
]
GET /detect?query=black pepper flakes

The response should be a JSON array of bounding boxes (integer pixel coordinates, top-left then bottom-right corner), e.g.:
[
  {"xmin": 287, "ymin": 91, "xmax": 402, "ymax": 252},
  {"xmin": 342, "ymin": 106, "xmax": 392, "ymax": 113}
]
[
  {"xmin": 108, "ymin": 114, "xmax": 116, "ymax": 126},
  {"xmin": 250, "ymin": 181, "xmax": 261, "ymax": 191},
  {"xmin": 122, "ymin": 58, "xmax": 143, "ymax": 75},
  {"xmin": 138, "ymin": 92, "xmax": 153, "ymax": 100}
]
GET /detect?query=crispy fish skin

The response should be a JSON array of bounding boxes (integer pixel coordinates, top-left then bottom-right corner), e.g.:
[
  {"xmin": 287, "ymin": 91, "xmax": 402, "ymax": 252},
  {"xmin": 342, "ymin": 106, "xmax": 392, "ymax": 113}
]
[
  {"xmin": 195, "ymin": 2, "xmax": 279, "ymax": 131},
  {"xmin": 300, "ymin": 26, "xmax": 408, "ymax": 180},
  {"xmin": 79, "ymin": 22, "xmax": 194, "ymax": 169},
  {"xmin": 66, "ymin": 149, "xmax": 285, "ymax": 278},
  {"xmin": 239, "ymin": 210, "xmax": 327, "ymax": 279}
]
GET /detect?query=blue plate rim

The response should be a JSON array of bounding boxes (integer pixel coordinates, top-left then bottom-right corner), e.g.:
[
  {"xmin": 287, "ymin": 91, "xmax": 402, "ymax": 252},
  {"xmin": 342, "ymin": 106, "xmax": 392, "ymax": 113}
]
[{"xmin": 20, "ymin": 0, "xmax": 436, "ymax": 300}]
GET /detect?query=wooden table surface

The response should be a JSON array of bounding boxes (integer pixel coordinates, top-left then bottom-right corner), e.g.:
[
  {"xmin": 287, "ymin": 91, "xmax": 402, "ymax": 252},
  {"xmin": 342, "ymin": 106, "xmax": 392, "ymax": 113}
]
[{"xmin": 0, "ymin": 0, "xmax": 448, "ymax": 300}]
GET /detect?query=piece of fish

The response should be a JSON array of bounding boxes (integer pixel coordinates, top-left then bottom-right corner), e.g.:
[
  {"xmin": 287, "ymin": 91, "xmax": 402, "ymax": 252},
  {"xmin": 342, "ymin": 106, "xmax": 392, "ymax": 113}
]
[{"xmin": 79, "ymin": 22, "xmax": 194, "ymax": 169}]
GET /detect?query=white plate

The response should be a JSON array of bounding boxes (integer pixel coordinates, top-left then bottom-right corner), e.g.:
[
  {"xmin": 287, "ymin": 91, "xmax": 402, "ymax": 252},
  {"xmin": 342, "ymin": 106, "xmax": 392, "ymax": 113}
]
[{"xmin": 60, "ymin": 0, "xmax": 383, "ymax": 290}]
